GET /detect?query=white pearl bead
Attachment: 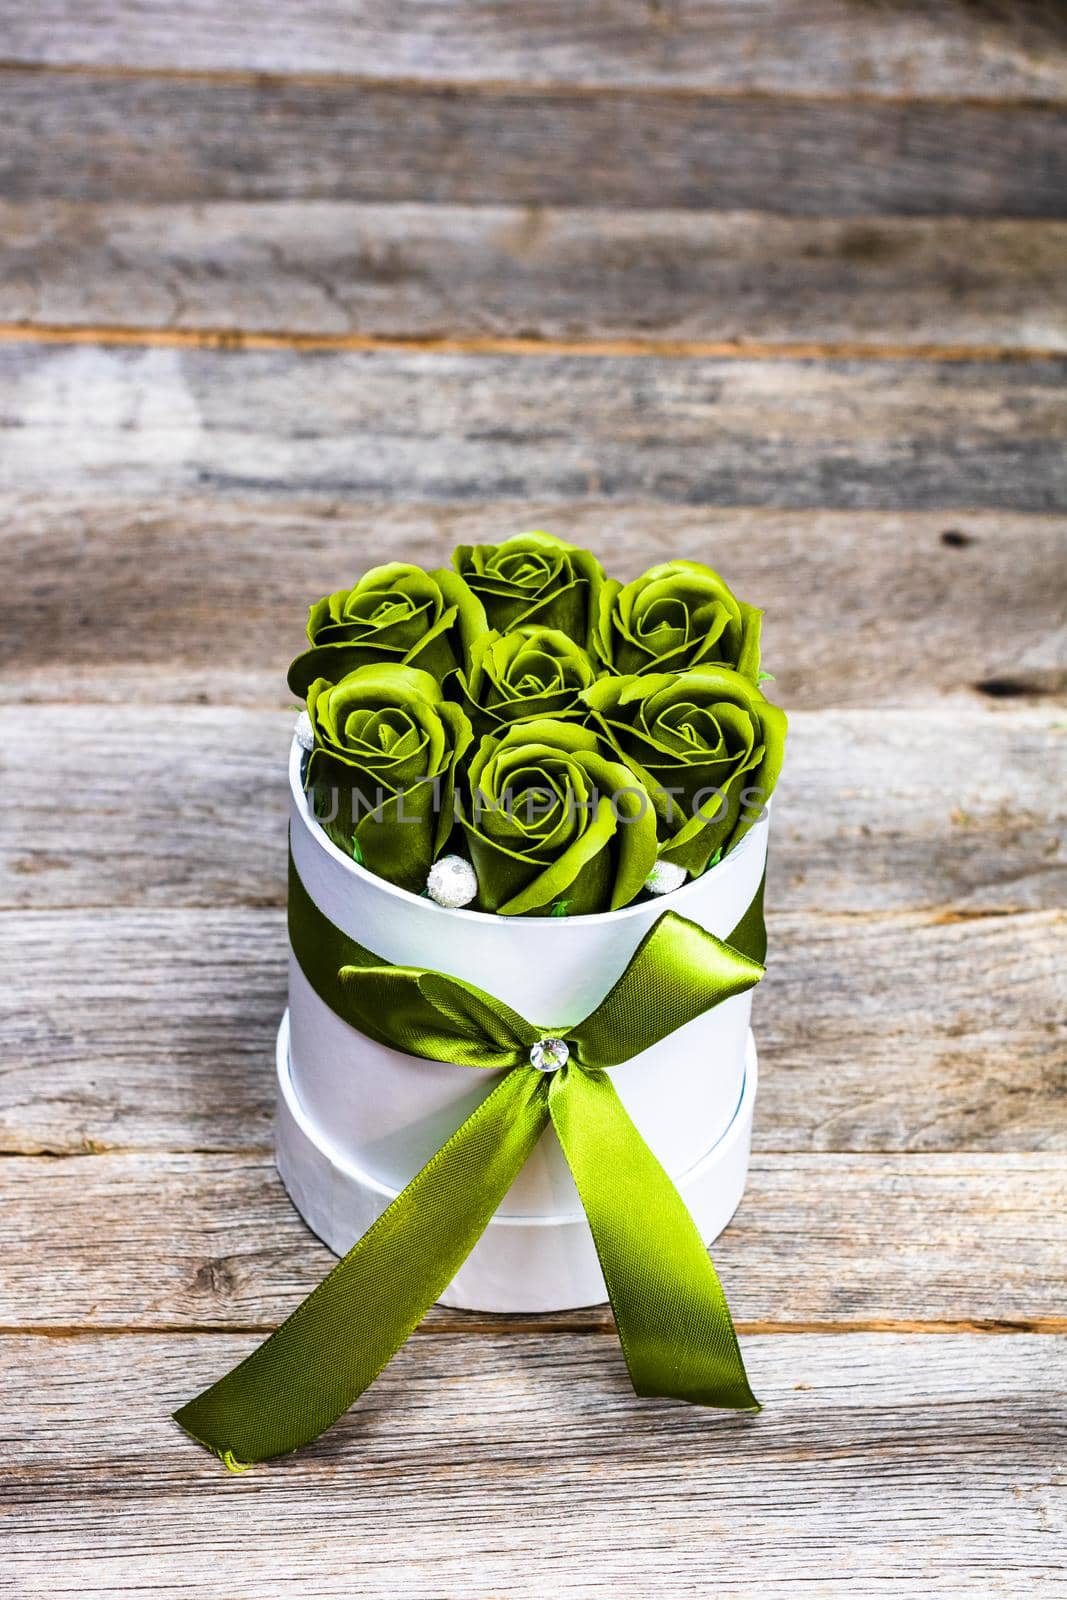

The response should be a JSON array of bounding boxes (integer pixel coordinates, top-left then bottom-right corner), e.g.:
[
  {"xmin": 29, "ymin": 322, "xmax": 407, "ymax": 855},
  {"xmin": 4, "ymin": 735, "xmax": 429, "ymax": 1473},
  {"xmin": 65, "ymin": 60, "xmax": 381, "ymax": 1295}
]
[
  {"xmin": 645, "ymin": 859, "xmax": 688, "ymax": 897},
  {"xmin": 294, "ymin": 710, "xmax": 315, "ymax": 752},
  {"xmin": 426, "ymin": 854, "xmax": 479, "ymax": 909}
]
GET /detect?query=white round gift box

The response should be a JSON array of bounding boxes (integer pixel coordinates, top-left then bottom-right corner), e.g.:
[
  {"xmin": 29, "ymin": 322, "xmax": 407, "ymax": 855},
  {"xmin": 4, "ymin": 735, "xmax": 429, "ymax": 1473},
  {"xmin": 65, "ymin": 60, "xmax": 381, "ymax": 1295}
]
[{"xmin": 277, "ymin": 735, "xmax": 768, "ymax": 1313}]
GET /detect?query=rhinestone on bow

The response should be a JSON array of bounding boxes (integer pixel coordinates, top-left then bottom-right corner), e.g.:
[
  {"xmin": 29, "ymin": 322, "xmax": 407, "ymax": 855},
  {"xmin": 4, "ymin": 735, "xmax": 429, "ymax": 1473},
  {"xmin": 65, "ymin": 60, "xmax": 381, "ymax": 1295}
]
[{"xmin": 529, "ymin": 1037, "xmax": 570, "ymax": 1073}]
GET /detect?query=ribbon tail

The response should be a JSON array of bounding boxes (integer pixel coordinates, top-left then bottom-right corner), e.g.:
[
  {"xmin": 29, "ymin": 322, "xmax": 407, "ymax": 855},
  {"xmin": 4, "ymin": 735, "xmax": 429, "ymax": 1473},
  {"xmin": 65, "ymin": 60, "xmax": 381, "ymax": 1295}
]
[
  {"xmin": 549, "ymin": 1067, "xmax": 759, "ymax": 1412},
  {"xmin": 175, "ymin": 1066, "xmax": 550, "ymax": 1466}
]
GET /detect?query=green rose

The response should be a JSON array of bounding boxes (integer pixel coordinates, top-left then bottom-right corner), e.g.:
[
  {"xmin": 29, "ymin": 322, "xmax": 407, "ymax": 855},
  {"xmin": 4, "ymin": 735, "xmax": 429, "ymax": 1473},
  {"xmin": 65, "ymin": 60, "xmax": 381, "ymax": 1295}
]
[
  {"xmin": 305, "ymin": 664, "xmax": 473, "ymax": 893},
  {"xmin": 459, "ymin": 720, "xmax": 658, "ymax": 916},
  {"xmin": 288, "ymin": 563, "xmax": 487, "ymax": 697},
  {"xmin": 453, "ymin": 626, "xmax": 597, "ymax": 736},
  {"xmin": 594, "ymin": 560, "xmax": 762, "ymax": 681},
  {"xmin": 452, "ymin": 531, "xmax": 605, "ymax": 652},
  {"xmin": 583, "ymin": 669, "xmax": 786, "ymax": 875}
]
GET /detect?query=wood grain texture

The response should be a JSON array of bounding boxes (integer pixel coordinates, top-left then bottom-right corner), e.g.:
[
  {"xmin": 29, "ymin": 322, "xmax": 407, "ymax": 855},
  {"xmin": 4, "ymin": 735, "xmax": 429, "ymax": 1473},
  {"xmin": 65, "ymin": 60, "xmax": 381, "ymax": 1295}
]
[
  {"xmin": 4, "ymin": 204, "xmax": 1065, "ymax": 352},
  {"xmin": 4, "ymin": 0, "xmax": 1066, "ymax": 99},
  {"xmin": 2, "ymin": 0, "xmax": 1065, "ymax": 1585},
  {"xmin": 1, "ymin": 1333, "xmax": 1063, "ymax": 1598},
  {"xmin": 4, "ymin": 71, "xmax": 1066, "ymax": 217},
  {"xmin": 1, "ymin": 905, "xmax": 1062, "ymax": 1157},
  {"xmin": 1, "ymin": 706, "xmax": 1063, "ymax": 915},
  {"xmin": 1, "ymin": 346, "xmax": 1065, "ymax": 510},
  {"xmin": 2, "ymin": 501, "xmax": 1064, "ymax": 707},
  {"xmin": 0, "ymin": 1148, "xmax": 1063, "ymax": 1329}
]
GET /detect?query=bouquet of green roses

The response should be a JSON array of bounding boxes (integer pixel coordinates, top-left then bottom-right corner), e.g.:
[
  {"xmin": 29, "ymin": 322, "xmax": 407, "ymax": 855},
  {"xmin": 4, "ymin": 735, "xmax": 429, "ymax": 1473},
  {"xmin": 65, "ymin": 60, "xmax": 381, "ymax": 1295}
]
[
  {"xmin": 173, "ymin": 532, "xmax": 787, "ymax": 1469},
  {"xmin": 289, "ymin": 531, "xmax": 786, "ymax": 917}
]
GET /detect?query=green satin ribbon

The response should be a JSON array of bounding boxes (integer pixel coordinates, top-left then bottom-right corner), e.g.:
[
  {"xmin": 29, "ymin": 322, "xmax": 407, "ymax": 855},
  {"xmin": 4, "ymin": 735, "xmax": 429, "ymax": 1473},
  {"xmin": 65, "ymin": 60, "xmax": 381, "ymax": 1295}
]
[{"xmin": 174, "ymin": 854, "xmax": 767, "ymax": 1467}]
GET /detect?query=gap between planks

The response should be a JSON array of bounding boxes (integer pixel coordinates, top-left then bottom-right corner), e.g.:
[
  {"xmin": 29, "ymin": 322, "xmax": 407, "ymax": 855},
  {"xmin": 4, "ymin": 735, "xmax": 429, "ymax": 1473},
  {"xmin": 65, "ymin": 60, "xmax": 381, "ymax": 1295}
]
[
  {"xmin": 0, "ymin": 58, "xmax": 1063, "ymax": 111},
  {"xmin": 1, "ymin": 1318, "xmax": 1064, "ymax": 1338},
  {"xmin": 5, "ymin": 0, "xmax": 1066, "ymax": 104},
  {"xmin": 0, "ymin": 321, "xmax": 1062, "ymax": 363}
]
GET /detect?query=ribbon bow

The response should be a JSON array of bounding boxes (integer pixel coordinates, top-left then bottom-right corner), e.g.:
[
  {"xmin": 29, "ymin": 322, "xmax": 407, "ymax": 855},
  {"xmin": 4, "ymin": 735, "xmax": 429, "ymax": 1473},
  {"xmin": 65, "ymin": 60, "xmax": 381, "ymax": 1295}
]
[{"xmin": 174, "ymin": 854, "xmax": 767, "ymax": 1467}]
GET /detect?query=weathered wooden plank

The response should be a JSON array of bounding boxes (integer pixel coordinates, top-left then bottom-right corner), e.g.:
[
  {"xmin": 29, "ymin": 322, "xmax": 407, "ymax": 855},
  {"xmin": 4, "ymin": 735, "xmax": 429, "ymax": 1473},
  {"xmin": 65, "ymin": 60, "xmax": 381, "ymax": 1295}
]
[
  {"xmin": 761, "ymin": 913, "xmax": 1067, "ymax": 1154},
  {"xmin": 1, "ymin": 1334, "xmax": 1063, "ymax": 1598},
  {"xmin": 1, "ymin": 346, "xmax": 1065, "ymax": 510},
  {"xmin": 4, "ymin": 72, "xmax": 1066, "ymax": 217},
  {"xmin": 3, "ymin": 502, "xmax": 1064, "ymax": 707},
  {"xmin": 4, "ymin": 0, "xmax": 1066, "ymax": 100},
  {"xmin": 1, "ymin": 706, "xmax": 1063, "ymax": 916},
  {"xmin": 4, "ymin": 204, "xmax": 1066, "ymax": 352},
  {"xmin": 0, "ymin": 1149, "xmax": 1062, "ymax": 1328},
  {"xmin": 0, "ymin": 906, "xmax": 1062, "ymax": 1157}
]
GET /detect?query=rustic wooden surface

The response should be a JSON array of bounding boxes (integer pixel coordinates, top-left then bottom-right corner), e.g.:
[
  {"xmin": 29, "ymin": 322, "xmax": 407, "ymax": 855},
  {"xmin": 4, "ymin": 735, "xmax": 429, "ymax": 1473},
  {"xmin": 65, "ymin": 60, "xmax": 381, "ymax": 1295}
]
[
  {"xmin": 1, "ymin": 1335, "xmax": 1061, "ymax": 1597},
  {"xmin": 3, "ymin": 504, "xmax": 1064, "ymax": 705},
  {"xmin": 5, "ymin": 207, "xmax": 1067, "ymax": 352},
  {"xmin": 5, "ymin": 71, "xmax": 1067, "ymax": 217},
  {"xmin": 0, "ymin": 4, "xmax": 1064, "ymax": 1596},
  {"xmin": 6, "ymin": 1, "xmax": 1066, "ymax": 96},
  {"xmin": 3, "ymin": 346, "xmax": 1065, "ymax": 509}
]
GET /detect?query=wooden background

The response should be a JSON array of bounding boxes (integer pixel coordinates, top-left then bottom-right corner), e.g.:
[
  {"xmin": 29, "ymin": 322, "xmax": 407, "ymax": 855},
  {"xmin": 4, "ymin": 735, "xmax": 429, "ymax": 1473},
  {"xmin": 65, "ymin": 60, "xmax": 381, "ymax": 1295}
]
[{"xmin": 1, "ymin": 4, "xmax": 1065, "ymax": 1595}]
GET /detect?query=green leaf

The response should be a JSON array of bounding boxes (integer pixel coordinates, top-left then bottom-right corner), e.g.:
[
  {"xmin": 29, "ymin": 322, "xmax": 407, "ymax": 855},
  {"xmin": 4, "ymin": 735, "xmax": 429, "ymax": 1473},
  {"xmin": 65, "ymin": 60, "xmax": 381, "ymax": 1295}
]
[
  {"xmin": 550, "ymin": 900, "xmax": 570, "ymax": 917},
  {"xmin": 757, "ymin": 672, "xmax": 776, "ymax": 683},
  {"xmin": 350, "ymin": 835, "xmax": 364, "ymax": 866}
]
